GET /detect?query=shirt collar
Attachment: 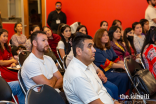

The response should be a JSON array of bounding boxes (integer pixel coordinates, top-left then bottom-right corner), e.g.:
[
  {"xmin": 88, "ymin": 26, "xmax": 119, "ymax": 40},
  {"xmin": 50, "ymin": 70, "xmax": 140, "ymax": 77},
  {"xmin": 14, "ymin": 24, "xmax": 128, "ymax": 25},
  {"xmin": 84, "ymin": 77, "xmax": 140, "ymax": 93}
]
[{"xmin": 72, "ymin": 57, "xmax": 88, "ymax": 71}]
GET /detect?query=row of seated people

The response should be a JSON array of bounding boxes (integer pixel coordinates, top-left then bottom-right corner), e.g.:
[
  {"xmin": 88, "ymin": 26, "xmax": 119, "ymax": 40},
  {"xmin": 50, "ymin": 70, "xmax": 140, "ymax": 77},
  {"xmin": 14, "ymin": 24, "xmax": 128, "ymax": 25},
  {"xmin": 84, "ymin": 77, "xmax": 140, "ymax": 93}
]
[{"xmin": 0, "ymin": 19, "xmax": 154, "ymax": 104}]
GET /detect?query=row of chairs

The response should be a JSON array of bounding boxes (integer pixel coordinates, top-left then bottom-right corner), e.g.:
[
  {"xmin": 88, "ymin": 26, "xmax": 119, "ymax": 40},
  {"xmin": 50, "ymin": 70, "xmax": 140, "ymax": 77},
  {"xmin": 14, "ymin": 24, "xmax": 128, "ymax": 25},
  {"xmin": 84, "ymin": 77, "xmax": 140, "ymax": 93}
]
[{"xmin": 0, "ymin": 49, "xmax": 66, "ymax": 104}]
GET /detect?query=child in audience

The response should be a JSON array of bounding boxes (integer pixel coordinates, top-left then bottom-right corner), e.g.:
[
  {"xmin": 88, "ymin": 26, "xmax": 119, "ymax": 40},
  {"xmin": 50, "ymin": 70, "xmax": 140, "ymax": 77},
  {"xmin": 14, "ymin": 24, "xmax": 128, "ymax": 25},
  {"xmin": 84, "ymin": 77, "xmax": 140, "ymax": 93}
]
[
  {"xmin": 141, "ymin": 27, "xmax": 156, "ymax": 79},
  {"xmin": 43, "ymin": 26, "xmax": 61, "ymax": 58},
  {"xmin": 25, "ymin": 25, "xmax": 40, "ymax": 51},
  {"xmin": 0, "ymin": 29, "xmax": 18, "ymax": 82},
  {"xmin": 94, "ymin": 28, "xmax": 130, "ymax": 95},
  {"xmin": 76, "ymin": 25, "xmax": 88, "ymax": 35},
  {"xmin": 13, "ymin": 45, "xmax": 26, "ymax": 61},
  {"xmin": 132, "ymin": 22, "xmax": 145, "ymax": 54},
  {"xmin": 140, "ymin": 19, "xmax": 149, "ymax": 35},
  {"xmin": 109, "ymin": 26, "xmax": 130, "ymax": 61},
  {"xmin": 100, "ymin": 21, "xmax": 108, "ymax": 30},
  {"xmin": 57, "ymin": 24, "xmax": 71, "ymax": 59},
  {"xmin": 11, "ymin": 22, "xmax": 27, "ymax": 47}
]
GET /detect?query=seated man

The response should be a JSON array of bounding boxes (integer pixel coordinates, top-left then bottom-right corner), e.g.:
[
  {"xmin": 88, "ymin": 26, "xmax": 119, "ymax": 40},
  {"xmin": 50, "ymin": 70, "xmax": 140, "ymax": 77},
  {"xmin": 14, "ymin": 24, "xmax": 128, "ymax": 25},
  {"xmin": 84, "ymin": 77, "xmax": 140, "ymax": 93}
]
[
  {"xmin": 21, "ymin": 31, "xmax": 65, "ymax": 101},
  {"xmin": 63, "ymin": 35, "xmax": 120, "ymax": 104}
]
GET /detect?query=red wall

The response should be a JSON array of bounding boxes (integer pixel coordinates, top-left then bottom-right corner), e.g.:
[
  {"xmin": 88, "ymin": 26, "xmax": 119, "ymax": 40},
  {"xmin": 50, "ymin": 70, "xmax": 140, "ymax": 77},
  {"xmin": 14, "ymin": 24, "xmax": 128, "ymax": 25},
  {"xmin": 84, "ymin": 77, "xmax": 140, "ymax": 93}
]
[{"xmin": 46, "ymin": 0, "xmax": 148, "ymax": 37}]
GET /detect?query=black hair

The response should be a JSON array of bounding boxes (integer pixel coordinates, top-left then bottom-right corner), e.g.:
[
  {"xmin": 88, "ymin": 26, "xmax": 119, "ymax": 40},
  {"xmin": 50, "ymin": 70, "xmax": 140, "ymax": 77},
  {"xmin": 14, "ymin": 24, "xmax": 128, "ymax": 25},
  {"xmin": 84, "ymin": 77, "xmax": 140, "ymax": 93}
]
[
  {"xmin": 31, "ymin": 31, "xmax": 46, "ymax": 46},
  {"xmin": 140, "ymin": 19, "xmax": 149, "ymax": 35},
  {"xmin": 42, "ymin": 26, "xmax": 51, "ymax": 31},
  {"xmin": 76, "ymin": 25, "xmax": 88, "ymax": 35},
  {"xmin": 112, "ymin": 20, "xmax": 122, "ymax": 26},
  {"xmin": 132, "ymin": 22, "xmax": 141, "ymax": 30},
  {"xmin": 14, "ymin": 22, "xmax": 22, "ymax": 33},
  {"xmin": 108, "ymin": 26, "xmax": 121, "ymax": 41},
  {"xmin": 147, "ymin": 0, "xmax": 150, "ymax": 3},
  {"xmin": 100, "ymin": 21, "xmax": 108, "ymax": 27},
  {"xmin": 0, "ymin": 29, "xmax": 10, "ymax": 53},
  {"xmin": 55, "ymin": 1, "xmax": 62, "ymax": 5},
  {"xmin": 29, "ymin": 25, "xmax": 40, "ymax": 38},
  {"xmin": 59, "ymin": 24, "xmax": 71, "ymax": 54},
  {"xmin": 72, "ymin": 34, "xmax": 93, "ymax": 57},
  {"xmin": 123, "ymin": 27, "xmax": 136, "ymax": 54},
  {"xmin": 141, "ymin": 27, "xmax": 156, "ymax": 63},
  {"xmin": 16, "ymin": 45, "xmax": 26, "ymax": 51}
]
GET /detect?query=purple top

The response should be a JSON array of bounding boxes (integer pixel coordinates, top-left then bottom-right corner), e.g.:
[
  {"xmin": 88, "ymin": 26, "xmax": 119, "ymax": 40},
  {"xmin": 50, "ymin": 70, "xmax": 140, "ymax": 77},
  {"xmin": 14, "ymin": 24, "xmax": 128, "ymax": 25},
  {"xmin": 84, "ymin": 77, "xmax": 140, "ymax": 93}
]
[{"xmin": 11, "ymin": 34, "xmax": 27, "ymax": 47}]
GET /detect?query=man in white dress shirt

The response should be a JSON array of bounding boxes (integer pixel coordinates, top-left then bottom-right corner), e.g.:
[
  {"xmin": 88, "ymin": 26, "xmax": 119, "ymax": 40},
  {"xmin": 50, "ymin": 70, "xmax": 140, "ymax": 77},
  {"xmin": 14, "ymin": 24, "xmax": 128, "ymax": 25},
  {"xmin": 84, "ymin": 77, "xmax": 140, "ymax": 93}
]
[
  {"xmin": 63, "ymin": 35, "xmax": 120, "ymax": 104},
  {"xmin": 145, "ymin": 0, "xmax": 156, "ymax": 27}
]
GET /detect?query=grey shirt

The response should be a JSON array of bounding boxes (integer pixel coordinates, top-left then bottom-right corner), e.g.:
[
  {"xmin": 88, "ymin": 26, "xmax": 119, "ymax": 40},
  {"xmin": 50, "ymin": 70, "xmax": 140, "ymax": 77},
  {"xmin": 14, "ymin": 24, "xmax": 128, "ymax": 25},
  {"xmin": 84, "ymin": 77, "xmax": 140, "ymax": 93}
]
[{"xmin": 133, "ymin": 34, "xmax": 145, "ymax": 54}]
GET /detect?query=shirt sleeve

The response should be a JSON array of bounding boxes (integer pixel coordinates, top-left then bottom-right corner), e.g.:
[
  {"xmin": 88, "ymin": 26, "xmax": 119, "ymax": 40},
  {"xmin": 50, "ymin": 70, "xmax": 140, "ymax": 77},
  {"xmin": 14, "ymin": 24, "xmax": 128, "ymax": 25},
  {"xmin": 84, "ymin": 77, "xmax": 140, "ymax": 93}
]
[
  {"xmin": 57, "ymin": 41, "xmax": 65, "ymax": 49},
  {"xmin": 11, "ymin": 35, "xmax": 19, "ymax": 47},
  {"xmin": 23, "ymin": 61, "xmax": 43, "ymax": 79},
  {"xmin": 94, "ymin": 48, "xmax": 113, "ymax": 72},
  {"xmin": 72, "ymin": 77, "xmax": 99, "ymax": 104},
  {"xmin": 148, "ymin": 7, "xmax": 156, "ymax": 20}
]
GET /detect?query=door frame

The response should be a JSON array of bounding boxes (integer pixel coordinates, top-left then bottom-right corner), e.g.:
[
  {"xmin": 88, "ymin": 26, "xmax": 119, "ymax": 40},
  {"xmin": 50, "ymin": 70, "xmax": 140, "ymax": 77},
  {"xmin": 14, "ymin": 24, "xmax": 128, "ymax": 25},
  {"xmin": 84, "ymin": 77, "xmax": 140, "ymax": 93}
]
[{"xmin": 22, "ymin": 0, "xmax": 46, "ymax": 38}]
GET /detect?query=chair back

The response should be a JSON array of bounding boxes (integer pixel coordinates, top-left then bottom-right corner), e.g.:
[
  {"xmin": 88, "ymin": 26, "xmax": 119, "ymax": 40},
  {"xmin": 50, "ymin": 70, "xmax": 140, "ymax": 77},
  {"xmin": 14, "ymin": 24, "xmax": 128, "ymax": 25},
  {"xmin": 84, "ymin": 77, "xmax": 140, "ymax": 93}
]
[
  {"xmin": 63, "ymin": 55, "xmax": 67, "ymax": 69},
  {"xmin": 57, "ymin": 49, "xmax": 63, "ymax": 62},
  {"xmin": 25, "ymin": 84, "xmax": 65, "ymax": 104},
  {"xmin": 19, "ymin": 50, "xmax": 31, "ymax": 67},
  {"xmin": 0, "ymin": 101, "xmax": 16, "ymax": 104},
  {"xmin": 0, "ymin": 77, "xmax": 12, "ymax": 101},
  {"xmin": 18, "ymin": 69, "xmax": 27, "ymax": 95}
]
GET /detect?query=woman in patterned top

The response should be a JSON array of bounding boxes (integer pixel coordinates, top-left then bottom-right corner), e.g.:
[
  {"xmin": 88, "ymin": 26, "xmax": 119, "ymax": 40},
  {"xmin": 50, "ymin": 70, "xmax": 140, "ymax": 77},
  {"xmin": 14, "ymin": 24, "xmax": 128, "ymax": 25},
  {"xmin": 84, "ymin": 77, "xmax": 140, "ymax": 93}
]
[
  {"xmin": 11, "ymin": 22, "xmax": 27, "ymax": 47},
  {"xmin": 141, "ymin": 27, "xmax": 156, "ymax": 79},
  {"xmin": 0, "ymin": 29, "xmax": 18, "ymax": 82},
  {"xmin": 109, "ymin": 26, "xmax": 130, "ymax": 61}
]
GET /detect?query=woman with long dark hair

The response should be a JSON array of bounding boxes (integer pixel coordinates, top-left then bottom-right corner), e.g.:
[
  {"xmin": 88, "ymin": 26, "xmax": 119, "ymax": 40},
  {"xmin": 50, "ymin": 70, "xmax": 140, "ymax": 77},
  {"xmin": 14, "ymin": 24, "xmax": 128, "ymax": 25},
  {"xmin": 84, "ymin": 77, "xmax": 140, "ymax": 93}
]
[
  {"xmin": 57, "ymin": 24, "xmax": 71, "ymax": 59},
  {"xmin": 0, "ymin": 29, "xmax": 18, "ymax": 82},
  {"xmin": 141, "ymin": 27, "xmax": 156, "ymax": 79},
  {"xmin": 123, "ymin": 27, "xmax": 136, "ymax": 55},
  {"xmin": 140, "ymin": 19, "xmax": 149, "ymax": 35},
  {"xmin": 109, "ymin": 26, "xmax": 130, "ymax": 61}
]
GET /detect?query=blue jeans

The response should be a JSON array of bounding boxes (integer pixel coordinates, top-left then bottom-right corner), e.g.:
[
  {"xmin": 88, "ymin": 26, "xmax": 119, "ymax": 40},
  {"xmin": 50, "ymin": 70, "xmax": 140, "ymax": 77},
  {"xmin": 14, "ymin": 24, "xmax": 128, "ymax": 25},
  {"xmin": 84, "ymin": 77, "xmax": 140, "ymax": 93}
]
[
  {"xmin": 103, "ymin": 81, "xmax": 118, "ymax": 100},
  {"xmin": 8, "ymin": 81, "xmax": 25, "ymax": 104}
]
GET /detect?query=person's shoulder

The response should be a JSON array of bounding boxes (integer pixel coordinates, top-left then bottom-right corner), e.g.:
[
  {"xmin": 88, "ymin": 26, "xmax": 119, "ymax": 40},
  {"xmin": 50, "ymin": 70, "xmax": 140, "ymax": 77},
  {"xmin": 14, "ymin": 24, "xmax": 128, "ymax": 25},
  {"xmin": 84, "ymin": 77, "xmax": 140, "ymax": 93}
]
[
  {"xmin": 11, "ymin": 34, "xmax": 16, "ymax": 38},
  {"xmin": 58, "ymin": 40, "xmax": 64, "ymax": 45},
  {"xmin": 53, "ymin": 33, "xmax": 61, "ymax": 39}
]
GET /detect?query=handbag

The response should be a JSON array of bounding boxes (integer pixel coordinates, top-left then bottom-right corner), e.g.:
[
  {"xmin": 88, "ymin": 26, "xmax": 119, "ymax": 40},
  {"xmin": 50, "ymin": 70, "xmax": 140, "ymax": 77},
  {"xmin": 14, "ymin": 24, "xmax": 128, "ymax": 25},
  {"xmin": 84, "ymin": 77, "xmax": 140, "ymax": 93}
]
[{"xmin": 132, "ymin": 69, "xmax": 156, "ymax": 96}]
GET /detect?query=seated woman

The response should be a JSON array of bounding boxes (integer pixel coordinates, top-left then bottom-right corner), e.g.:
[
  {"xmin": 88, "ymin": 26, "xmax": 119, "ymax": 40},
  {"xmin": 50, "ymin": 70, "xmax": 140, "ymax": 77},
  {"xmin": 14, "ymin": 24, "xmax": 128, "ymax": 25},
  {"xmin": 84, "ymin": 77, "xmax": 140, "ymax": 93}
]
[
  {"xmin": 94, "ymin": 28, "xmax": 130, "ymax": 95},
  {"xmin": 11, "ymin": 22, "xmax": 27, "ymax": 47},
  {"xmin": 140, "ymin": 19, "xmax": 149, "ymax": 35},
  {"xmin": 112, "ymin": 20, "xmax": 124, "ymax": 39},
  {"xmin": 66, "ymin": 32, "xmax": 119, "ymax": 100},
  {"xmin": 132, "ymin": 22, "xmax": 145, "ymax": 54},
  {"xmin": 100, "ymin": 21, "xmax": 108, "ymax": 30},
  {"xmin": 57, "ymin": 24, "xmax": 71, "ymax": 59},
  {"xmin": 43, "ymin": 26, "xmax": 61, "ymax": 58},
  {"xmin": 0, "ymin": 29, "xmax": 18, "ymax": 82},
  {"xmin": 25, "ymin": 25, "xmax": 40, "ymax": 51},
  {"xmin": 109, "ymin": 26, "xmax": 130, "ymax": 61},
  {"xmin": 76, "ymin": 25, "xmax": 88, "ymax": 35},
  {"xmin": 141, "ymin": 27, "xmax": 156, "ymax": 79},
  {"xmin": 123, "ymin": 27, "xmax": 136, "ymax": 56}
]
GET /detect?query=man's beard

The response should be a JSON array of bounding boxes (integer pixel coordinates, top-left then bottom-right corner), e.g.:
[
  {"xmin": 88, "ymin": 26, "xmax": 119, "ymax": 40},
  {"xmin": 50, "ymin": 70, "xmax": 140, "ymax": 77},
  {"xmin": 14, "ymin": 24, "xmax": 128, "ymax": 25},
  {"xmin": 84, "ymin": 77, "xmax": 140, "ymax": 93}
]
[
  {"xmin": 56, "ymin": 8, "xmax": 61, "ymax": 11},
  {"xmin": 152, "ymin": 2, "xmax": 156, "ymax": 7},
  {"xmin": 36, "ymin": 44, "xmax": 48, "ymax": 53}
]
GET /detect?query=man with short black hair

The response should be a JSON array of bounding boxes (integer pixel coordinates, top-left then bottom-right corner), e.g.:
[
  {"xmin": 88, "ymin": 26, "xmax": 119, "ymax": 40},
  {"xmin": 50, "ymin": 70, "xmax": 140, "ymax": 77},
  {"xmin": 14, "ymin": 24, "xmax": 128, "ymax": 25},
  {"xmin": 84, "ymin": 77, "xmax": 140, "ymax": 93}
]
[
  {"xmin": 145, "ymin": 0, "xmax": 156, "ymax": 27},
  {"xmin": 63, "ymin": 35, "xmax": 120, "ymax": 104},
  {"xmin": 47, "ymin": 1, "xmax": 66, "ymax": 34}
]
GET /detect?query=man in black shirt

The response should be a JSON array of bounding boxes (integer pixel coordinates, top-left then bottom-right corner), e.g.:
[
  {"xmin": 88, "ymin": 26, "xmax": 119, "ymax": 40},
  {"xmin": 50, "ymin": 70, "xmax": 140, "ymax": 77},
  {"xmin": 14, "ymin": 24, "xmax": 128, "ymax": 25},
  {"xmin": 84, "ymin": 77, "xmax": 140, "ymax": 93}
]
[{"xmin": 47, "ymin": 2, "xmax": 66, "ymax": 34}]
